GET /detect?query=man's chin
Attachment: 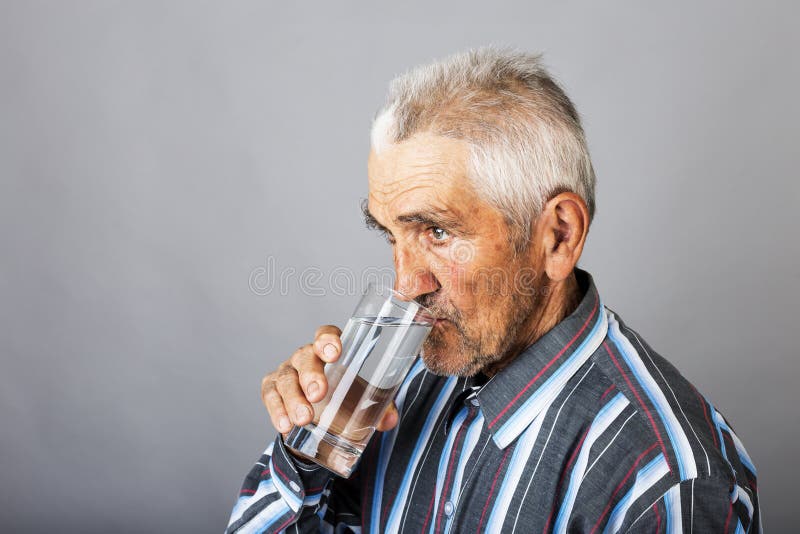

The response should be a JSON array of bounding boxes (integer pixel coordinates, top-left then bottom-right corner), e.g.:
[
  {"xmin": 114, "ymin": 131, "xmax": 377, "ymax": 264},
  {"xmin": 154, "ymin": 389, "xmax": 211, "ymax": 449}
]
[
  {"xmin": 420, "ymin": 324, "xmax": 486, "ymax": 376},
  {"xmin": 421, "ymin": 355, "xmax": 460, "ymax": 376},
  {"xmin": 420, "ymin": 345, "xmax": 482, "ymax": 377}
]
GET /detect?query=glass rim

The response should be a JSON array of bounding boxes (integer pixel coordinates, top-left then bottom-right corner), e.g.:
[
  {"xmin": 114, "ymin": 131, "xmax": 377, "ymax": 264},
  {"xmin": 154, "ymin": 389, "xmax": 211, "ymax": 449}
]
[{"xmin": 367, "ymin": 282, "xmax": 436, "ymax": 322}]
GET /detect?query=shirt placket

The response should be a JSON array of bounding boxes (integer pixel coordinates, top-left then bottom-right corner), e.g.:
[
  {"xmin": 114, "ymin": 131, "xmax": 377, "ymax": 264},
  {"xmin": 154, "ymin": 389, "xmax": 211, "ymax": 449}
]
[{"xmin": 433, "ymin": 401, "xmax": 481, "ymax": 534}]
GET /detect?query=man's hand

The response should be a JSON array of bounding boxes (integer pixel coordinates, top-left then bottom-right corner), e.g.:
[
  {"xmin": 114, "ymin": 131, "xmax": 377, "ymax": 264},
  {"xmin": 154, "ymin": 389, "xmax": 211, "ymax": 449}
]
[{"xmin": 261, "ymin": 324, "xmax": 400, "ymax": 439}]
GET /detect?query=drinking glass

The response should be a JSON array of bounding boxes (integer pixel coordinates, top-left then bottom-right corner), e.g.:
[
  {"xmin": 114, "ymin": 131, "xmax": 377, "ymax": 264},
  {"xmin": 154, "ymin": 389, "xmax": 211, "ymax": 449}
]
[{"xmin": 283, "ymin": 283, "xmax": 435, "ymax": 477}]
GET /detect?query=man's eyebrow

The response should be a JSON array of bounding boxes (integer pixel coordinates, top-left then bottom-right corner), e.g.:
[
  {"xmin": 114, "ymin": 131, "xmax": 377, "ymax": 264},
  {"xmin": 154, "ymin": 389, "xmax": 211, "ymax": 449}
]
[
  {"xmin": 395, "ymin": 210, "xmax": 466, "ymax": 232},
  {"xmin": 360, "ymin": 199, "xmax": 467, "ymax": 234},
  {"xmin": 361, "ymin": 199, "xmax": 390, "ymax": 233}
]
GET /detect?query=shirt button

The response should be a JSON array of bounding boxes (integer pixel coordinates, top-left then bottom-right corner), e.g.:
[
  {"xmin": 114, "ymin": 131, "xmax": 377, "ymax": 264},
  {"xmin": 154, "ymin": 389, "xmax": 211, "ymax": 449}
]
[
  {"xmin": 444, "ymin": 501, "xmax": 454, "ymax": 516},
  {"xmin": 289, "ymin": 481, "xmax": 301, "ymax": 493}
]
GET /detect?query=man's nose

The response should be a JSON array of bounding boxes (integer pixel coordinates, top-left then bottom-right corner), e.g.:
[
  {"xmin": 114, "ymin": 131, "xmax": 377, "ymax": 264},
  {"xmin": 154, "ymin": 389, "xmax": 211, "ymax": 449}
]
[{"xmin": 393, "ymin": 244, "xmax": 439, "ymax": 300}]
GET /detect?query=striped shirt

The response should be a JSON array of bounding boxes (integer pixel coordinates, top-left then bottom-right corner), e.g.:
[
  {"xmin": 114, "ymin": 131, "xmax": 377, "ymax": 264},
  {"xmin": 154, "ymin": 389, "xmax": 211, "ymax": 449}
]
[{"xmin": 227, "ymin": 268, "xmax": 761, "ymax": 533}]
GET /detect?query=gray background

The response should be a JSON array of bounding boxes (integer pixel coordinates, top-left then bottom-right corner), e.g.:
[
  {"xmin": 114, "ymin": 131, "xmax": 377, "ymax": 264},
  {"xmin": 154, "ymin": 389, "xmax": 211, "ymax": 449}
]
[{"xmin": 1, "ymin": 1, "xmax": 797, "ymax": 532}]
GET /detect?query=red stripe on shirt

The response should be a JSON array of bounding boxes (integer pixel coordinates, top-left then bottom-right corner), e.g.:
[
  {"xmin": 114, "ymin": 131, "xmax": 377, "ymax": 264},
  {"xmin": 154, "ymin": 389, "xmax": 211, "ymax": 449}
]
[
  {"xmin": 653, "ymin": 502, "xmax": 662, "ymax": 533},
  {"xmin": 604, "ymin": 341, "xmax": 672, "ymax": 475},
  {"xmin": 434, "ymin": 414, "xmax": 472, "ymax": 533},
  {"xmin": 589, "ymin": 442, "xmax": 660, "ymax": 534},
  {"xmin": 600, "ymin": 383, "xmax": 616, "ymax": 402},
  {"xmin": 475, "ymin": 447, "xmax": 513, "ymax": 532},
  {"xmin": 691, "ymin": 383, "xmax": 719, "ymax": 449},
  {"xmin": 542, "ymin": 425, "xmax": 591, "ymax": 533},
  {"xmin": 489, "ymin": 293, "xmax": 599, "ymax": 428}
]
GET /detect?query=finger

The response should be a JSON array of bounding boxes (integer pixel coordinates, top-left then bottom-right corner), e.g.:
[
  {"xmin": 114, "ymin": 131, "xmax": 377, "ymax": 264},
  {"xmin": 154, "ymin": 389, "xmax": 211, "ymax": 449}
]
[
  {"xmin": 261, "ymin": 374, "xmax": 292, "ymax": 435},
  {"xmin": 376, "ymin": 402, "xmax": 399, "ymax": 432},
  {"xmin": 274, "ymin": 364, "xmax": 314, "ymax": 427},
  {"xmin": 314, "ymin": 325, "xmax": 342, "ymax": 363},
  {"xmin": 290, "ymin": 344, "xmax": 328, "ymax": 403}
]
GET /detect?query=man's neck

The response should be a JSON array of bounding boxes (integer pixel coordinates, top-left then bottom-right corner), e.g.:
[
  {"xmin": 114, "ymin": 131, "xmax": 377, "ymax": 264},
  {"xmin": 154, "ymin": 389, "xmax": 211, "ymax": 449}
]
[{"xmin": 482, "ymin": 271, "xmax": 583, "ymax": 378}]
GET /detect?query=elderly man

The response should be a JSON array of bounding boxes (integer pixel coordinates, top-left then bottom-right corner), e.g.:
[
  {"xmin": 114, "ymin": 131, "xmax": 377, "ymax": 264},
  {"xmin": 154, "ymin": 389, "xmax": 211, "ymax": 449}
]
[{"xmin": 227, "ymin": 48, "xmax": 761, "ymax": 533}]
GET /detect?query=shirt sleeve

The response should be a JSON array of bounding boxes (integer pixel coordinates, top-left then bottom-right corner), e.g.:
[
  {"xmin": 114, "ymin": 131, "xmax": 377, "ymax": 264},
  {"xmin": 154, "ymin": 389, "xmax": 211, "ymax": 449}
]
[
  {"xmin": 623, "ymin": 476, "xmax": 761, "ymax": 534},
  {"xmin": 225, "ymin": 435, "xmax": 363, "ymax": 533}
]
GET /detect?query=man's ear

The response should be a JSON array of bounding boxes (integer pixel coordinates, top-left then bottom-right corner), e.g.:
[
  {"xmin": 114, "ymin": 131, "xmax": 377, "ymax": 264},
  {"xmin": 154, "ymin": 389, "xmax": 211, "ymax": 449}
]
[{"xmin": 535, "ymin": 192, "xmax": 590, "ymax": 282}]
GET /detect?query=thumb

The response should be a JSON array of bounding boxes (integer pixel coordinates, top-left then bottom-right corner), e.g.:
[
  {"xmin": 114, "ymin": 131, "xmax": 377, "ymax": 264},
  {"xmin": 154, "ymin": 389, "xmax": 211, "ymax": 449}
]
[{"xmin": 376, "ymin": 402, "xmax": 399, "ymax": 432}]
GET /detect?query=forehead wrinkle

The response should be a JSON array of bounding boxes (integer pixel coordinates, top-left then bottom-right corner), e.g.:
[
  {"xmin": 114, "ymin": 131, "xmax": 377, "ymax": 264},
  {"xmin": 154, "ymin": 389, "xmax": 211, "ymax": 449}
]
[
  {"xmin": 368, "ymin": 182, "xmax": 446, "ymax": 212},
  {"xmin": 368, "ymin": 135, "xmax": 468, "ymax": 198},
  {"xmin": 370, "ymin": 169, "xmax": 446, "ymax": 198},
  {"xmin": 405, "ymin": 157, "xmax": 450, "ymax": 171}
]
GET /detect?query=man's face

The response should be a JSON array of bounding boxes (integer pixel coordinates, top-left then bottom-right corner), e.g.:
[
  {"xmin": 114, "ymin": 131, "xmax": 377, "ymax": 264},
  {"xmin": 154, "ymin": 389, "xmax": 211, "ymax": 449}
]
[{"xmin": 366, "ymin": 132, "xmax": 543, "ymax": 377}]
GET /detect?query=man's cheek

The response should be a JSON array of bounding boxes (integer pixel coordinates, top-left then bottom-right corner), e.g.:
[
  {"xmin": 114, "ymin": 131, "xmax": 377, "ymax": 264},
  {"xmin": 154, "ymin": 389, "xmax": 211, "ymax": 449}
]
[
  {"xmin": 433, "ymin": 263, "xmax": 466, "ymax": 296},
  {"xmin": 514, "ymin": 266, "xmax": 539, "ymax": 296},
  {"xmin": 436, "ymin": 241, "xmax": 476, "ymax": 296},
  {"xmin": 447, "ymin": 264, "xmax": 468, "ymax": 296}
]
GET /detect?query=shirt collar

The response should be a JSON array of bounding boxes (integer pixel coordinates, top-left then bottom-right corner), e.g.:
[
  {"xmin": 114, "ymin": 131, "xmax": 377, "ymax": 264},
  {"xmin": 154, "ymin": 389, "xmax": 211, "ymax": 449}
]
[{"xmin": 475, "ymin": 268, "xmax": 608, "ymax": 449}]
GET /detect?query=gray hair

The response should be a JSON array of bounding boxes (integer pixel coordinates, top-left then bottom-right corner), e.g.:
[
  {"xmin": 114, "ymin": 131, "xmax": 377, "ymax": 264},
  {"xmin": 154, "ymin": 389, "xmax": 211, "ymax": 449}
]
[{"xmin": 370, "ymin": 46, "xmax": 596, "ymax": 253}]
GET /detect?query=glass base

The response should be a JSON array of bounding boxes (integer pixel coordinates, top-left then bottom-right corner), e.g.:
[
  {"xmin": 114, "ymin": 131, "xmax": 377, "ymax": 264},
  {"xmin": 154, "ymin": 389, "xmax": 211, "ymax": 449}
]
[{"xmin": 283, "ymin": 423, "xmax": 363, "ymax": 478}]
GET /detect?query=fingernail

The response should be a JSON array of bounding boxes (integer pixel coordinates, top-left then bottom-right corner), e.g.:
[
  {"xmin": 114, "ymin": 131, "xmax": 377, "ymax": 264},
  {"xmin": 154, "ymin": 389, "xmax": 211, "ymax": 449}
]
[
  {"xmin": 307, "ymin": 381, "xmax": 319, "ymax": 396},
  {"xmin": 323, "ymin": 343, "xmax": 337, "ymax": 359},
  {"xmin": 279, "ymin": 416, "xmax": 291, "ymax": 432},
  {"xmin": 296, "ymin": 405, "xmax": 311, "ymax": 422},
  {"xmin": 385, "ymin": 409, "xmax": 398, "ymax": 428}
]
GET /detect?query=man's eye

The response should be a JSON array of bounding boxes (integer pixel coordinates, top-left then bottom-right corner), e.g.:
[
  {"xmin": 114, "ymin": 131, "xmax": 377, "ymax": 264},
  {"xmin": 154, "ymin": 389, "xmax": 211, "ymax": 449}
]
[{"xmin": 430, "ymin": 227, "xmax": 450, "ymax": 242}]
